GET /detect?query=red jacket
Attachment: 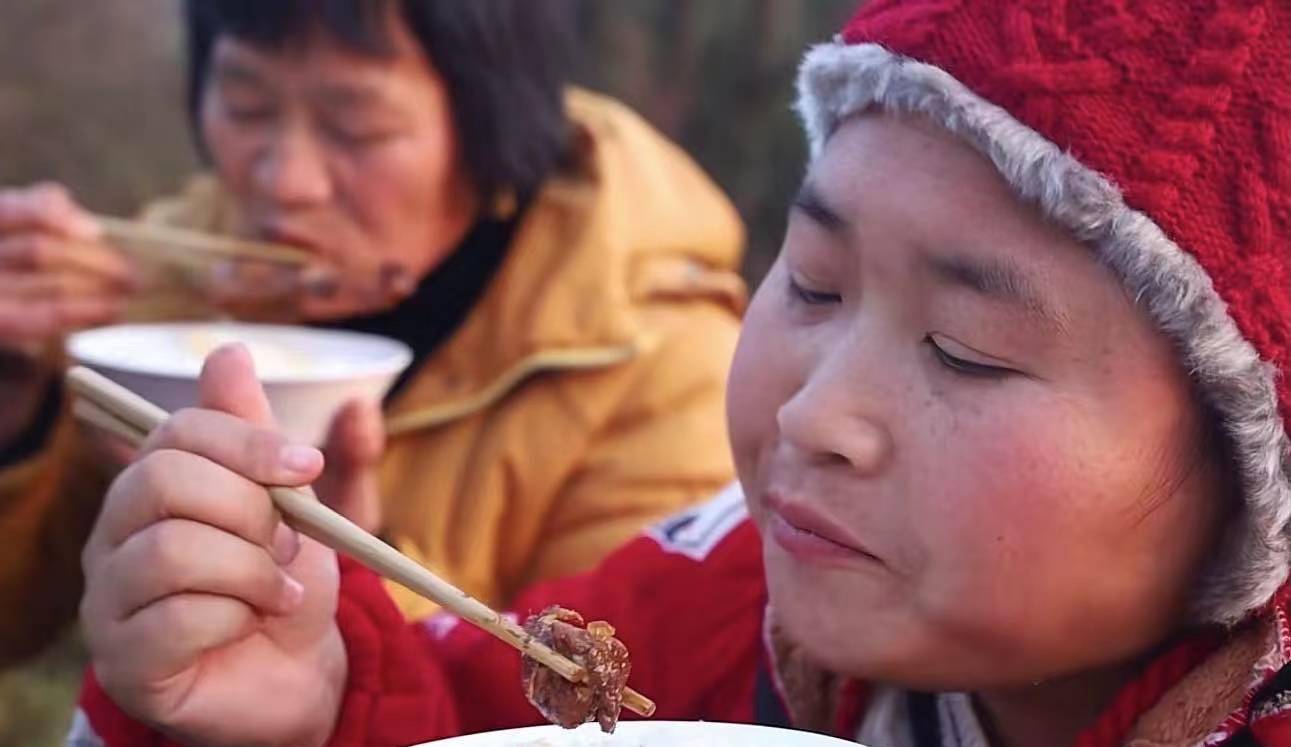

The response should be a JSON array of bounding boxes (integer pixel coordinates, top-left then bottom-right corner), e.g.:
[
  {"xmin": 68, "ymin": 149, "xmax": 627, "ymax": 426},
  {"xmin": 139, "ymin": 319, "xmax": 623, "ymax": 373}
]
[{"xmin": 74, "ymin": 488, "xmax": 1291, "ymax": 746}]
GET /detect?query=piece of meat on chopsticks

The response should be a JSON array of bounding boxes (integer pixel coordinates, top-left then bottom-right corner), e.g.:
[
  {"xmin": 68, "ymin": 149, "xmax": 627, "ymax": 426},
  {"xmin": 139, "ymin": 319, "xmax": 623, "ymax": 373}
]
[{"xmin": 522, "ymin": 606, "xmax": 632, "ymax": 733}]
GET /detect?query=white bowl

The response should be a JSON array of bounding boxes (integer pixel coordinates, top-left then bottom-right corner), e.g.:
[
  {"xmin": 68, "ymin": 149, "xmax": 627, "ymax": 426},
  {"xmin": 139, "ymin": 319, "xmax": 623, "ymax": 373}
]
[
  {"xmin": 67, "ymin": 322, "xmax": 413, "ymax": 444},
  {"xmin": 422, "ymin": 721, "xmax": 863, "ymax": 746}
]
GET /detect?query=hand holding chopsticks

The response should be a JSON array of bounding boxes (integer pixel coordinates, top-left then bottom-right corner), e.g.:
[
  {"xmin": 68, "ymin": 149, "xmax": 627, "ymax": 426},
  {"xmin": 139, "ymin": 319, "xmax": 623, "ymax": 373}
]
[
  {"xmin": 67, "ymin": 365, "xmax": 655, "ymax": 719},
  {"xmin": 0, "ymin": 189, "xmax": 136, "ymax": 351}
]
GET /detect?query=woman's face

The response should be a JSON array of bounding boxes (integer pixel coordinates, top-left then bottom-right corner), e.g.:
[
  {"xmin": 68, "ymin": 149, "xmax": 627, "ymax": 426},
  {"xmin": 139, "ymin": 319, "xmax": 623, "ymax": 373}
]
[
  {"xmin": 200, "ymin": 11, "xmax": 477, "ymax": 320},
  {"xmin": 728, "ymin": 114, "xmax": 1226, "ymax": 690}
]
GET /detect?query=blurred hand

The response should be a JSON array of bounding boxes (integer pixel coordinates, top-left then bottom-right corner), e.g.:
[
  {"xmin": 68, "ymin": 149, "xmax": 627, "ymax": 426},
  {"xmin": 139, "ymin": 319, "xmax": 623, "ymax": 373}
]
[
  {"xmin": 314, "ymin": 398, "xmax": 386, "ymax": 533},
  {"xmin": 0, "ymin": 182, "xmax": 136, "ymax": 355},
  {"xmin": 81, "ymin": 344, "xmax": 346, "ymax": 747}
]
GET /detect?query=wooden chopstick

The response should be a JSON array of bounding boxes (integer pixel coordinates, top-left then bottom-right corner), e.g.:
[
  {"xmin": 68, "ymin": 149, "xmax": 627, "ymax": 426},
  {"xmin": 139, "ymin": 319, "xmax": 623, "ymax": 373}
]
[
  {"xmin": 72, "ymin": 399, "xmax": 149, "ymax": 446},
  {"xmin": 65, "ymin": 366, "xmax": 656, "ymax": 718},
  {"xmin": 96, "ymin": 215, "xmax": 313, "ymax": 267}
]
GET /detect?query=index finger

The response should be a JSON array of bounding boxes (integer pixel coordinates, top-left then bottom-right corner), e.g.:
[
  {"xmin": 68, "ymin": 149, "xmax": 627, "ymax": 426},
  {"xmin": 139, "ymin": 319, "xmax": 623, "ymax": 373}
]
[
  {"xmin": 0, "ymin": 183, "xmax": 100, "ymax": 239},
  {"xmin": 140, "ymin": 407, "xmax": 322, "ymax": 488},
  {"xmin": 0, "ymin": 233, "xmax": 135, "ymax": 285},
  {"xmin": 87, "ymin": 447, "xmax": 283, "ymax": 559}
]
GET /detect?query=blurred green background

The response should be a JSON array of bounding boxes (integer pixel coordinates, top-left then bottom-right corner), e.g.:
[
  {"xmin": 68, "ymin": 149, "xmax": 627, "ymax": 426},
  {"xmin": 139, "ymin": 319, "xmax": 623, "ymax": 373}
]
[{"xmin": 0, "ymin": 1, "xmax": 854, "ymax": 744}]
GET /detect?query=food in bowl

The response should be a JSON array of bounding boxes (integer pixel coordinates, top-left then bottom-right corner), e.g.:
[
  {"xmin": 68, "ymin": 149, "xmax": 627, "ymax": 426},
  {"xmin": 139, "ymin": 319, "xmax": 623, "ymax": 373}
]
[{"xmin": 179, "ymin": 327, "xmax": 322, "ymax": 378}]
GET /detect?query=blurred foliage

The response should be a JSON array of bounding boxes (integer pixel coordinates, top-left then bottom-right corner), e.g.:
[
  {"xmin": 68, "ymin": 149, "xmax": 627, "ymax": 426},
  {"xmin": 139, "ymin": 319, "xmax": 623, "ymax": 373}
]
[
  {"xmin": 0, "ymin": 630, "xmax": 86, "ymax": 747},
  {"xmin": 0, "ymin": 2, "xmax": 854, "ymax": 744},
  {"xmin": 574, "ymin": 1, "xmax": 856, "ymax": 279}
]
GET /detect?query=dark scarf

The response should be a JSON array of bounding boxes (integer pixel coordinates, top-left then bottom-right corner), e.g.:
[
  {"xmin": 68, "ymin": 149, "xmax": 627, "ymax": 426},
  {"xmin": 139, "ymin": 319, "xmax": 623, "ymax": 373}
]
[{"xmin": 322, "ymin": 208, "xmax": 521, "ymax": 400}]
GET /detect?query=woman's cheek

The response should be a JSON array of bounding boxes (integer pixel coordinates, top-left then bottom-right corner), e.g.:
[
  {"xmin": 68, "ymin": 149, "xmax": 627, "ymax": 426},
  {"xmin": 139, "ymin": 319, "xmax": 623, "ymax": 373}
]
[
  {"xmin": 913, "ymin": 406, "xmax": 1078, "ymax": 578},
  {"xmin": 728, "ymin": 284, "xmax": 797, "ymax": 439},
  {"xmin": 204, "ymin": 125, "xmax": 250, "ymax": 192},
  {"xmin": 726, "ymin": 337, "xmax": 774, "ymax": 518},
  {"xmin": 354, "ymin": 142, "xmax": 464, "ymax": 269}
]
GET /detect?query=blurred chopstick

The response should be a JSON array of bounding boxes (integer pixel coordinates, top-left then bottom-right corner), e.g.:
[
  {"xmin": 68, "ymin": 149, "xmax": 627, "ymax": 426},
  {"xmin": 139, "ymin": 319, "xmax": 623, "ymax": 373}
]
[
  {"xmin": 96, "ymin": 215, "xmax": 312, "ymax": 267},
  {"xmin": 65, "ymin": 366, "xmax": 657, "ymax": 718}
]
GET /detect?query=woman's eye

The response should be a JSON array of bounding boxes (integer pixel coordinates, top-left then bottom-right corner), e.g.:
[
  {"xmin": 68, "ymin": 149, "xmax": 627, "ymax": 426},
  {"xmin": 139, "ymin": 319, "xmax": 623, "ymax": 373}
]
[
  {"xmin": 926, "ymin": 335, "xmax": 1014, "ymax": 379},
  {"xmin": 225, "ymin": 104, "xmax": 276, "ymax": 124},
  {"xmin": 788, "ymin": 274, "xmax": 841, "ymax": 306},
  {"xmin": 323, "ymin": 123, "xmax": 395, "ymax": 149}
]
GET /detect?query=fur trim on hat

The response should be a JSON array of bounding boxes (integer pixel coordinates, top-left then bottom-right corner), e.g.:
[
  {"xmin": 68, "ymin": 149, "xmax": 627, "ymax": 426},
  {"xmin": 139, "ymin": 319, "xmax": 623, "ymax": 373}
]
[{"xmin": 794, "ymin": 42, "xmax": 1291, "ymax": 626}]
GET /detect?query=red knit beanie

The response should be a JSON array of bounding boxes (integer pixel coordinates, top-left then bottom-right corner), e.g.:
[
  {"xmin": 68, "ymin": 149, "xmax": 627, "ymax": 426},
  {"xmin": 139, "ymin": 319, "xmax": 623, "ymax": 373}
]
[{"xmin": 796, "ymin": 0, "xmax": 1290, "ymax": 625}]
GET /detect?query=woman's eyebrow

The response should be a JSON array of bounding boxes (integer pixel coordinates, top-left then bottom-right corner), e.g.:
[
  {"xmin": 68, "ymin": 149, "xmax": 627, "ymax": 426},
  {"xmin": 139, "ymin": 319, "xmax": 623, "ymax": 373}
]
[
  {"xmin": 316, "ymin": 82, "xmax": 386, "ymax": 110},
  {"xmin": 211, "ymin": 59, "xmax": 266, "ymax": 88},
  {"xmin": 926, "ymin": 253, "xmax": 1070, "ymax": 332},
  {"xmin": 792, "ymin": 181, "xmax": 850, "ymax": 236}
]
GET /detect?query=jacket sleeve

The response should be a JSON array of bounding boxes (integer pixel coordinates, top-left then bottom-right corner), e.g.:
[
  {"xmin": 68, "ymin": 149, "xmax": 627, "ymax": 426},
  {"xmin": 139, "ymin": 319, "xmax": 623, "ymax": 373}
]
[
  {"xmin": 520, "ymin": 301, "xmax": 742, "ymax": 590},
  {"xmin": 0, "ymin": 399, "xmax": 113, "ymax": 667},
  {"xmin": 75, "ymin": 492, "xmax": 766, "ymax": 747}
]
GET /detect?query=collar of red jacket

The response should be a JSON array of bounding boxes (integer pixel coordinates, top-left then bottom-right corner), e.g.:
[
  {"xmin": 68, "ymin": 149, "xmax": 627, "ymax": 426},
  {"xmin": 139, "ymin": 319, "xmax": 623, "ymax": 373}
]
[{"xmin": 762, "ymin": 583, "xmax": 1291, "ymax": 746}]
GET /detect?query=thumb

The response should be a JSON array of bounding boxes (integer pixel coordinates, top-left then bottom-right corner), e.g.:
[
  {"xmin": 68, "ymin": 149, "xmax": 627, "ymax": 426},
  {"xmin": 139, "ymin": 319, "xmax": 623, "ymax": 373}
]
[
  {"xmin": 316, "ymin": 398, "xmax": 385, "ymax": 533},
  {"xmin": 198, "ymin": 343, "xmax": 277, "ymax": 427}
]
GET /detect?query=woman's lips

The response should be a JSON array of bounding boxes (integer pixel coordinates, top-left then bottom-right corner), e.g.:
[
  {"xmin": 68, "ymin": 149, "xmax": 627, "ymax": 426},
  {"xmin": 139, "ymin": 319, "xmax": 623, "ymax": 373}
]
[
  {"xmin": 259, "ymin": 226, "xmax": 325, "ymax": 254},
  {"xmin": 766, "ymin": 493, "xmax": 883, "ymax": 566}
]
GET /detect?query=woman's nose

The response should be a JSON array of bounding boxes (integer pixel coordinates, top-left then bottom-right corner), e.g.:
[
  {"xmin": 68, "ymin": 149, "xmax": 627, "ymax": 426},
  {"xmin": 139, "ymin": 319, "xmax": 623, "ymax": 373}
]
[
  {"xmin": 776, "ymin": 368, "xmax": 892, "ymax": 476},
  {"xmin": 253, "ymin": 129, "xmax": 333, "ymax": 208}
]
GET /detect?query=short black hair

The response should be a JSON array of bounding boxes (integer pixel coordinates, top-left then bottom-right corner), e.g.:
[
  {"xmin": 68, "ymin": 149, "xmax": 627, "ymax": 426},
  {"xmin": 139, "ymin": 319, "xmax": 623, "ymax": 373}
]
[{"xmin": 183, "ymin": 0, "xmax": 575, "ymax": 205}]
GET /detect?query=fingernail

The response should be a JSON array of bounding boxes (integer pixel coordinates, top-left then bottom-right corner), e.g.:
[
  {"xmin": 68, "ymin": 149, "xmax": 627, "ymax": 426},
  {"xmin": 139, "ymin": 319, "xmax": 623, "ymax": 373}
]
[
  {"xmin": 279, "ymin": 443, "xmax": 322, "ymax": 474},
  {"xmin": 280, "ymin": 574, "xmax": 305, "ymax": 612},
  {"xmin": 272, "ymin": 523, "xmax": 300, "ymax": 565}
]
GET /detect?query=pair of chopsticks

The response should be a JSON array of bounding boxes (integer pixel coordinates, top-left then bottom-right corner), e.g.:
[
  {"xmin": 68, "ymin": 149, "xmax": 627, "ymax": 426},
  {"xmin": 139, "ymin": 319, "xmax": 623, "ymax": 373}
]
[
  {"xmin": 96, "ymin": 215, "xmax": 313, "ymax": 268},
  {"xmin": 66, "ymin": 365, "xmax": 656, "ymax": 718}
]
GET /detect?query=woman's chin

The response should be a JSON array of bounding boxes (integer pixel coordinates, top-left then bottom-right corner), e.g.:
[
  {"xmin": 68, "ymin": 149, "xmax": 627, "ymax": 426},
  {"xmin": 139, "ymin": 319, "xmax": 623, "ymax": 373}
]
[
  {"xmin": 292, "ymin": 294, "xmax": 406, "ymax": 323},
  {"xmin": 764, "ymin": 557, "xmax": 944, "ymax": 685},
  {"xmin": 767, "ymin": 570, "xmax": 880, "ymax": 670}
]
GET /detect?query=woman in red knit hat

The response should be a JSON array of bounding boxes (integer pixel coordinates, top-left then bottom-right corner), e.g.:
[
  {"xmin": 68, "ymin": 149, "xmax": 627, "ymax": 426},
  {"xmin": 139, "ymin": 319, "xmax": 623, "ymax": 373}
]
[{"xmin": 70, "ymin": 0, "xmax": 1291, "ymax": 745}]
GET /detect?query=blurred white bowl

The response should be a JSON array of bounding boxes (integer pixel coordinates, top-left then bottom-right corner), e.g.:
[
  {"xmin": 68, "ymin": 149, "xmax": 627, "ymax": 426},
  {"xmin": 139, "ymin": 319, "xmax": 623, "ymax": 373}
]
[
  {"xmin": 67, "ymin": 322, "xmax": 412, "ymax": 444},
  {"xmin": 422, "ymin": 721, "xmax": 862, "ymax": 746}
]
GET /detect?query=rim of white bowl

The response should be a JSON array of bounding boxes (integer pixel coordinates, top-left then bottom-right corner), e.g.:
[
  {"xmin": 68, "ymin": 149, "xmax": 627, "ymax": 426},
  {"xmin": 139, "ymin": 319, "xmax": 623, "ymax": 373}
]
[
  {"xmin": 421, "ymin": 721, "xmax": 863, "ymax": 746},
  {"xmin": 67, "ymin": 321, "xmax": 414, "ymax": 384}
]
